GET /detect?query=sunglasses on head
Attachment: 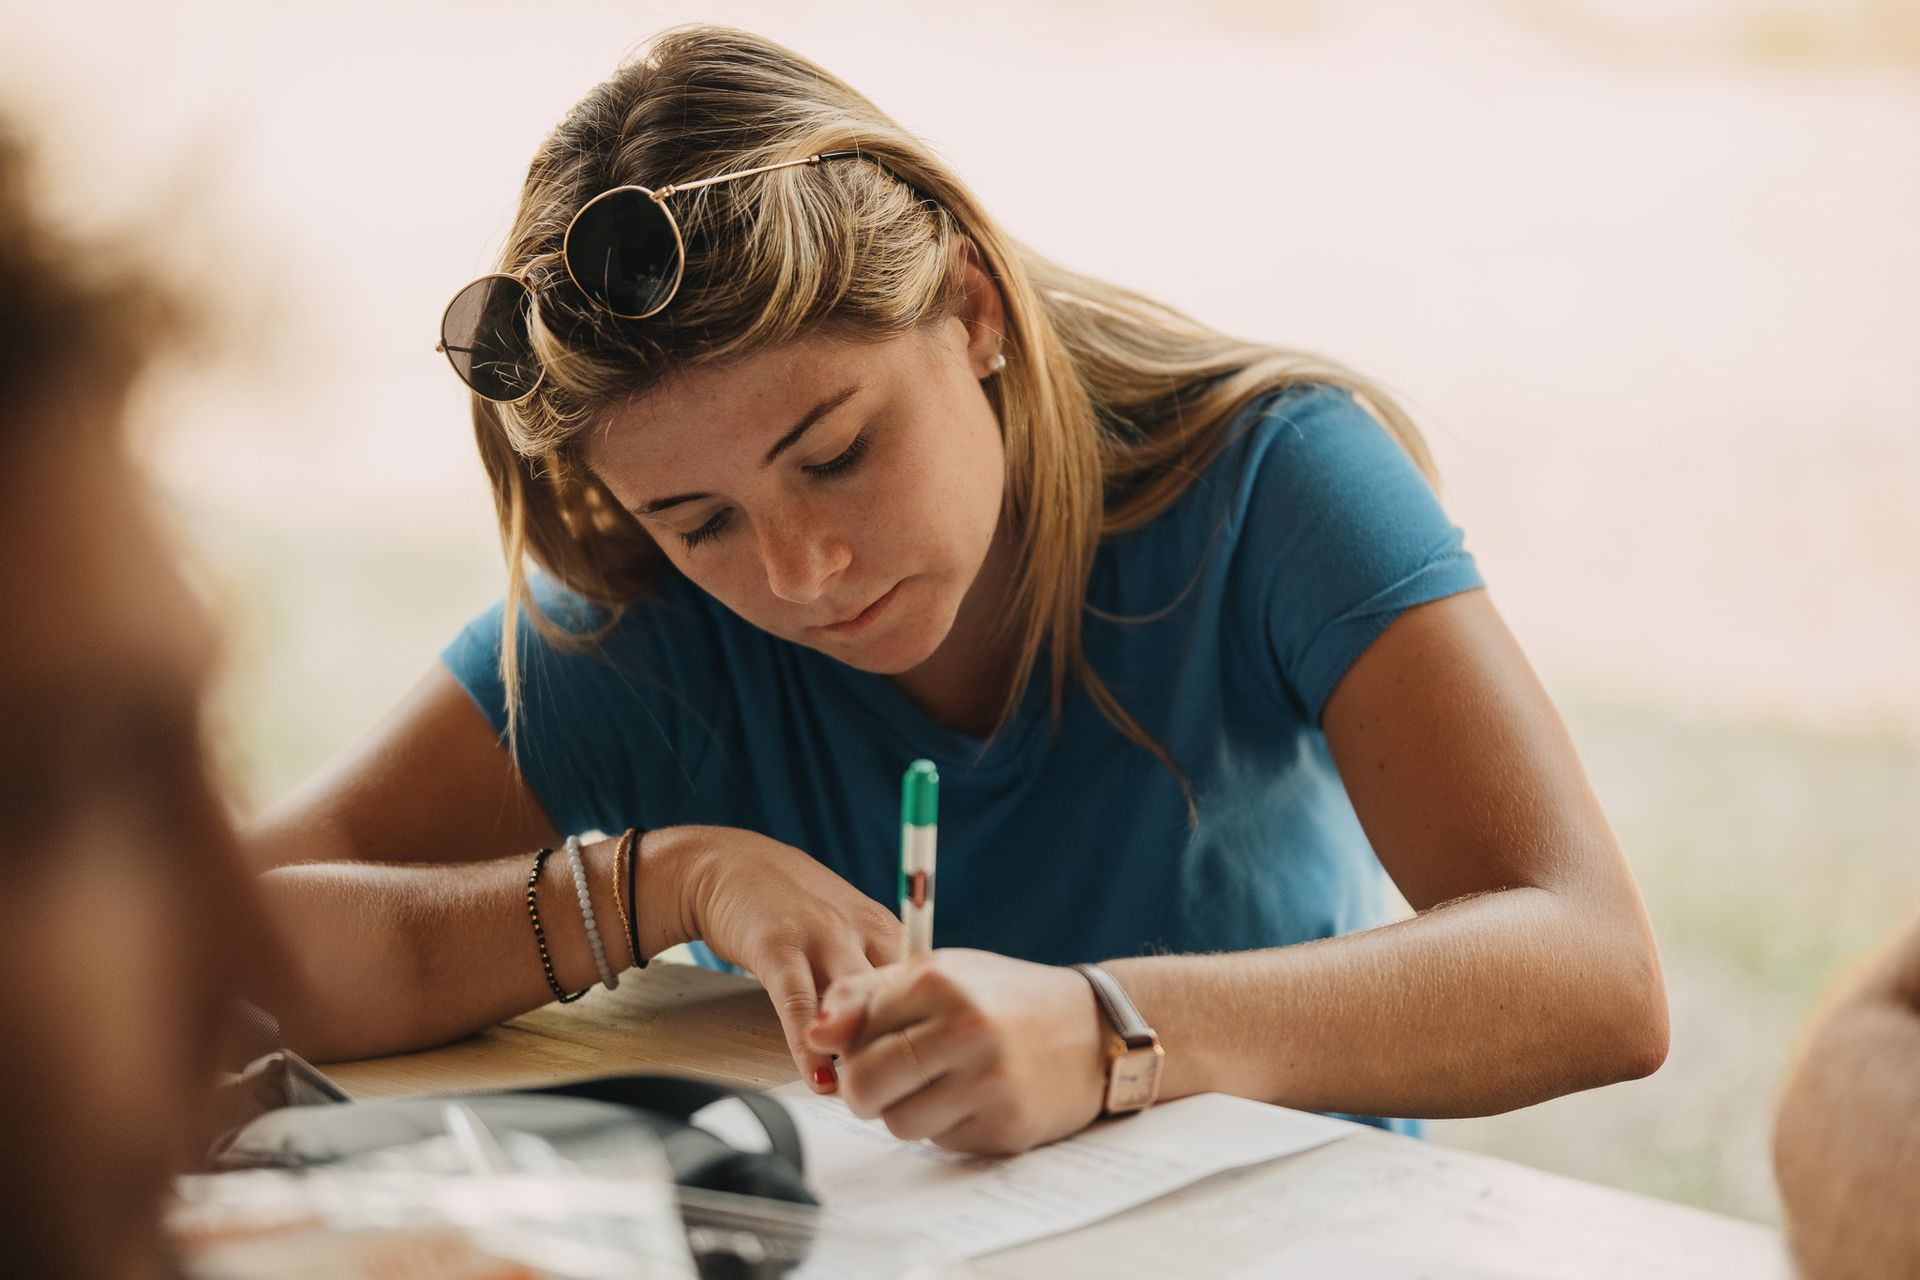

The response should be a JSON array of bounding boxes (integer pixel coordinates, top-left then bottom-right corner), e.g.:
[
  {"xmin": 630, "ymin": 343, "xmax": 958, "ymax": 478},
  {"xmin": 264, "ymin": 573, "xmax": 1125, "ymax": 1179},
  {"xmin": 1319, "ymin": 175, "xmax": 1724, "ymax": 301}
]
[{"xmin": 437, "ymin": 149, "xmax": 881, "ymax": 404}]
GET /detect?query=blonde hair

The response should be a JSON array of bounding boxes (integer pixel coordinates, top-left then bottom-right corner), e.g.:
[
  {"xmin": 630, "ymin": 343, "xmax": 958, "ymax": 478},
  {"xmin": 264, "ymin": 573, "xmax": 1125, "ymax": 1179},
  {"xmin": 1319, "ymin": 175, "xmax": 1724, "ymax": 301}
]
[{"xmin": 477, "ymin": 25, "xmax": 1434, "ymax": 806}]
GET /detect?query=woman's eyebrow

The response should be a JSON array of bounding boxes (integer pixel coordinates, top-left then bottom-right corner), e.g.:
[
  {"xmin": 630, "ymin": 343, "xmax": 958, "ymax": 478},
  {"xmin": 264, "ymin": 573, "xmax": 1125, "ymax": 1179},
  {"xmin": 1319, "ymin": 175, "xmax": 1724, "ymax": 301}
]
[
  {"xmin": 637, "ymin": 382, "xmax": 866, "ymax": 516},
  {"xmin": 760, "ymin": 382, "xmax": 864, "ymax": 465}
]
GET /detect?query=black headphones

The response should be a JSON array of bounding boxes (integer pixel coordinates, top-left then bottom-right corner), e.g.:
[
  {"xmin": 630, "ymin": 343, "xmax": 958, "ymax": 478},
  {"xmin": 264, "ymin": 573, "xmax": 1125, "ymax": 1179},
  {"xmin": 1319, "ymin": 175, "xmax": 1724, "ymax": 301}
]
[{"xmin": 215, "ymin": 1071, "xmax": 819, "ymax": 1277}]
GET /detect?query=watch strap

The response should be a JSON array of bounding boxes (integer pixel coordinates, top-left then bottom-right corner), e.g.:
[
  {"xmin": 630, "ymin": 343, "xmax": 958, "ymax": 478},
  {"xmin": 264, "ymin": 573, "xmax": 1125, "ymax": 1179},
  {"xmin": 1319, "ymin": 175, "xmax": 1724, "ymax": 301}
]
[{"xmin": 1070, "ymin": 963, "xmax": 1156, "ymax": 1049}]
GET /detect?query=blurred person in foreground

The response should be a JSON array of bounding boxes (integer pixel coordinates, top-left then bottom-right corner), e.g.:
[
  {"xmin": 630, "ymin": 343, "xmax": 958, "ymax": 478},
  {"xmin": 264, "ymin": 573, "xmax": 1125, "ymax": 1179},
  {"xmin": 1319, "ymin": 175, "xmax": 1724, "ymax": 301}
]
[
  {"xmin": 0, "ymin": 130, "xmax": 273, "ymax": 1277},
  {"xmin": 1775, "ymin": 916, "xmax": 1920, "ymax": 1278}
]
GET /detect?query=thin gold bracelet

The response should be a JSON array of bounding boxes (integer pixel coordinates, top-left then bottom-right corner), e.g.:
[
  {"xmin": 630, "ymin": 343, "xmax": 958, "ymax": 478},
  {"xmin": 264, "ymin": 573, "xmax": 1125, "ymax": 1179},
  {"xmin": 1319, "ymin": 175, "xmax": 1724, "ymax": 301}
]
[{"xmin": 611, "ymin": 828, "xmax": 639, "ymax": 973}]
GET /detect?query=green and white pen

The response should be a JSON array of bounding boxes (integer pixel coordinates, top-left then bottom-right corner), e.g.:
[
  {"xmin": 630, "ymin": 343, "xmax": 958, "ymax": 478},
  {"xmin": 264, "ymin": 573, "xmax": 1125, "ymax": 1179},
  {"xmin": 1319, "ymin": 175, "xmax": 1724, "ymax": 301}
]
[{"xmin": 899, "ymin": 759, "xmax": 939, "ymax": 962}]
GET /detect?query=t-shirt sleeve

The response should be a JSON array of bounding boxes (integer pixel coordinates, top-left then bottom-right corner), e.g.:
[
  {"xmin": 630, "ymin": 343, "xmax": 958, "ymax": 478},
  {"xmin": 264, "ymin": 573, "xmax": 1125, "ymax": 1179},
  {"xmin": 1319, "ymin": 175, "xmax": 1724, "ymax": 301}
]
[
  {"xmin": 1230, "ymin": 384, "xmax": 1483, "ymax": 723},
  {"xmin": 439, "ymin": 573, "xmax": 729, "ymax": 838}
]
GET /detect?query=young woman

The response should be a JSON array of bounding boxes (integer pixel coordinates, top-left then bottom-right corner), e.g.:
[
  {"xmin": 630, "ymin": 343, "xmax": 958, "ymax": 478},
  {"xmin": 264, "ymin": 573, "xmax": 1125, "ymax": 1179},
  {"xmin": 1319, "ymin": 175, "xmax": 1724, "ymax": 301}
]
[{"xmin": 253, "ymin": 24, "xmax": 1668, "ymax": 1155}]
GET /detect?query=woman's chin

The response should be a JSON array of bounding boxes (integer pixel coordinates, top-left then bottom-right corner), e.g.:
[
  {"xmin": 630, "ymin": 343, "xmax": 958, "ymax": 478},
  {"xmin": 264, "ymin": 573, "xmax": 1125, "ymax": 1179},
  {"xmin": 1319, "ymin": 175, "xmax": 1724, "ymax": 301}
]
[
  {"xmin": 803, "ymin": 613, "xmax": 950, "ymax": 676},
  {"xmin": 812, "ymin": 634, "xmax": 938, "ymax": 675}
]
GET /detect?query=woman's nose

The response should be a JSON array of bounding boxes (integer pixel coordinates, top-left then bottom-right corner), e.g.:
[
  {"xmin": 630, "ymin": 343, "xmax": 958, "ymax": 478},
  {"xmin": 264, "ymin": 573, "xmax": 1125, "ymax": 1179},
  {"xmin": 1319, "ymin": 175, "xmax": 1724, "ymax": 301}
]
[{"xmin": 759, "ymin": 508, "xmax": 852, "ymax": 605}]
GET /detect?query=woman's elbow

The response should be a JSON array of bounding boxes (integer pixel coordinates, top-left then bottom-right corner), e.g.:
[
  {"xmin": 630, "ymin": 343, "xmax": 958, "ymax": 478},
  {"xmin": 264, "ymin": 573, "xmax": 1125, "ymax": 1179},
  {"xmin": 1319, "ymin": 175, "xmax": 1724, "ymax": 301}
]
[
  {"xmin": 1594, "ymin": 929, "xmax": 1671, "ymax": 1084},
  {"xmin": 1544, "ymin": 868, "xmax": 1670, "ymax": 1086},
  {"xmin": 1614, "ymin": 1003, "xmax": 1670, "ymax": 1083}
]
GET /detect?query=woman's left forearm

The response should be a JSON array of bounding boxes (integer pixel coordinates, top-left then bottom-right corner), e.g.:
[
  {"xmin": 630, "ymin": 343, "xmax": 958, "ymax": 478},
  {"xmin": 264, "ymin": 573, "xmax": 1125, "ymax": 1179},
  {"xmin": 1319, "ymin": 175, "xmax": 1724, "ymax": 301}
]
[{"xmin": 1104, "ymin": 883, "xmax": 1668, "ymax": 1119}]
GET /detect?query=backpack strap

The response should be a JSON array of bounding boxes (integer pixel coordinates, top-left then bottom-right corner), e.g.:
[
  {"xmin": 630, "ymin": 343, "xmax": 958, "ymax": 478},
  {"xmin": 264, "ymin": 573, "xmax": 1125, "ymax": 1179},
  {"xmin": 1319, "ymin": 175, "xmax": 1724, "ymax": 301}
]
[{"xmin": 525, "ymin": 1074, "xmax": 807, "ymax": 1176}]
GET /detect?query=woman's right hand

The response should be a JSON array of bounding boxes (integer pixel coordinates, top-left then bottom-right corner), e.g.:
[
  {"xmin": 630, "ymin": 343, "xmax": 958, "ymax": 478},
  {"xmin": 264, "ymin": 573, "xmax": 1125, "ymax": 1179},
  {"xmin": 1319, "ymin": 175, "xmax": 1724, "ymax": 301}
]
[{"xmin": 651, "ymin": 825, "xmax": 902, "ymax": 1091}]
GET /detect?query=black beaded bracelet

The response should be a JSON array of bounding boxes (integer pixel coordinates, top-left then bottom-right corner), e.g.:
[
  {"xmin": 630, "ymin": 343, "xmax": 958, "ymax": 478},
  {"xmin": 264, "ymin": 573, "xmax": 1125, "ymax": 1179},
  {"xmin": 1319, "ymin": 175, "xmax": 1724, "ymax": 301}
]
[
  {"xmin": 525, "ymin": 846, "xmax": 589, "ymax": 1004},
  {"xmin": 624, "ymin": 826, "xmax": 647, "ymax": 969}
]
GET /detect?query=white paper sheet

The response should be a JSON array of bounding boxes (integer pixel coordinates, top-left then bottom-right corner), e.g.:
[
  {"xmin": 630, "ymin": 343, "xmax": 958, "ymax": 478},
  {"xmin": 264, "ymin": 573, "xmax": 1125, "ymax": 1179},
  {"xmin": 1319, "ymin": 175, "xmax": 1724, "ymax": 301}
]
[
  {"xmin": 1224, "ymin": 1241, "xmax": 1534, "ymax": 1279},
  {"xmin": 709, "ymin": 1083, "xmax": 1354, "ymax": 1263}
]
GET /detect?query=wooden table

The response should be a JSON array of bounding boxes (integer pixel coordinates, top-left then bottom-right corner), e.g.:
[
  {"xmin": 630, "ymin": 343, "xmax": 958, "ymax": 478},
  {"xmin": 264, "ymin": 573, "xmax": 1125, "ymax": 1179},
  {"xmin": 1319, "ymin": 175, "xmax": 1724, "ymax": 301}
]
[{"xmin": 328, "ymin": 964, "xmax": 1795, "ymax": 1279}]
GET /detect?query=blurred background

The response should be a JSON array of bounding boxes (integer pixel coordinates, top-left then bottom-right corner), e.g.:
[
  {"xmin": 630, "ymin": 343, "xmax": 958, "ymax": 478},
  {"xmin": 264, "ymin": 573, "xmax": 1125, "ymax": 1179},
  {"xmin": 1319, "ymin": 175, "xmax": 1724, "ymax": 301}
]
[{"xmin": 3, "ymin": 0, "xmax": 1915, "ymax": 1228}]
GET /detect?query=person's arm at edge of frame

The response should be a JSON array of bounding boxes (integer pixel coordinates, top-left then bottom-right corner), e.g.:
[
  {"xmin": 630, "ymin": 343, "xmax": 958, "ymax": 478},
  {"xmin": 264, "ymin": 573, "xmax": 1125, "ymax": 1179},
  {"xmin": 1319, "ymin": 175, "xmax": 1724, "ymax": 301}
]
[
  {"xmin": 1100, "ymin": 589, "xmax": 1670, "ymax": 1119},
  {"xmin": 1774, "ymin": 915, "xmax": 1920, "ymax": 1280}
]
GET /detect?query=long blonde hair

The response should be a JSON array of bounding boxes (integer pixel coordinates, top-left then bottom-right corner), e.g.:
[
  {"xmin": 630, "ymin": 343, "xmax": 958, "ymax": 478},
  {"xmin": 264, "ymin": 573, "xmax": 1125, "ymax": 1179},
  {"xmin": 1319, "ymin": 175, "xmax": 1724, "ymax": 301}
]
[{"xmin": 477, "ymin": 25, "xmax": 1434, "ymax": 802}]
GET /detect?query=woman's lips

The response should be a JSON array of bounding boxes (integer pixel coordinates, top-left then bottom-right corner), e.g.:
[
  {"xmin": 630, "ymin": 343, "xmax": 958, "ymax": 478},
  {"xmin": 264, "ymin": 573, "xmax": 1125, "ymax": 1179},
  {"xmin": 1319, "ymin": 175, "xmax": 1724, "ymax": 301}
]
[{"xmin": 819, "ymin": 581, "xmax": 902, "ymax": 635}]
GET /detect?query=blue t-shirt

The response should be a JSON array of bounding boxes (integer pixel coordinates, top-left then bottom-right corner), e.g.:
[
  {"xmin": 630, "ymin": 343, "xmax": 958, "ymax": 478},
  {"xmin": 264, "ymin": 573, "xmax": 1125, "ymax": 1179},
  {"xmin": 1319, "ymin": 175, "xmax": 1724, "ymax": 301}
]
[{"xmin": 443, "ymin": 383, "xmax": 1482, "ymax": 1134}]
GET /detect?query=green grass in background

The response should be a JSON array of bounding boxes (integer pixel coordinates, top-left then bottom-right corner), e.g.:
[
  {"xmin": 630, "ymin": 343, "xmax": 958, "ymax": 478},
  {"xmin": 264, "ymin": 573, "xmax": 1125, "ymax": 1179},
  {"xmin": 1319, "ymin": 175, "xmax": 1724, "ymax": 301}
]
[{"xmin": 1438, "ymin": 702, "xmax": 1920, "ymax": 1223}]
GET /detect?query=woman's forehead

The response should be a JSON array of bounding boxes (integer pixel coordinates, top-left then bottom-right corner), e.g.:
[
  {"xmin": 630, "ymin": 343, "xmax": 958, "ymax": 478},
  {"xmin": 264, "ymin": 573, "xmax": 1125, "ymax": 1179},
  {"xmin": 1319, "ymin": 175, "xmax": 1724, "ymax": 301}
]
[{"xmin": 589, "ymin": 330, "xmax": 922, "ymax": 468}]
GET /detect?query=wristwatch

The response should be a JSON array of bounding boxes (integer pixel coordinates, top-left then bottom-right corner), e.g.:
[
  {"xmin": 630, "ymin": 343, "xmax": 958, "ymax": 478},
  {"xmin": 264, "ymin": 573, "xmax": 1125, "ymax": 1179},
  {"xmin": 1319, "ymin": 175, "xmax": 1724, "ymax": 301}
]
[{"xmin": 1070, "ymin": 962, "xmax": 1165, "ymax": 1116}]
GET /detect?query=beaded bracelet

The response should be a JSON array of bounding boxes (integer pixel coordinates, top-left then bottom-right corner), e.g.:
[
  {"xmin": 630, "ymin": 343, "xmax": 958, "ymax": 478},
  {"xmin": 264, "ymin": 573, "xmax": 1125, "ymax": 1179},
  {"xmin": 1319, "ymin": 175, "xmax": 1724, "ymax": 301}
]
[
  {"xmin": 563, "ymin": 835, "xmax": 620, "ymax": 991},
  {"xmin": 626, "ymin": 825, "xmax": 648, "ymax": 969},
  {"xmin": 524, "ymin": 847, "xmax": 588, "ymax": 1005},
  {"xmin": 611, "ymin": 827, "xmax": 640, "ymax": 971}
]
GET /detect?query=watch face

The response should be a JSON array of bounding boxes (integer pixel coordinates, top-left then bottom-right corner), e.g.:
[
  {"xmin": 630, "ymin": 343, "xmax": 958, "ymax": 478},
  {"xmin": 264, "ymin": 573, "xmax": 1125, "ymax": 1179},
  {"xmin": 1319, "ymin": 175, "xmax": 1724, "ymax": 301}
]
[{"xmin": 1105, "ymin": 1043, "xmax": 1165, "ymax": 1114}]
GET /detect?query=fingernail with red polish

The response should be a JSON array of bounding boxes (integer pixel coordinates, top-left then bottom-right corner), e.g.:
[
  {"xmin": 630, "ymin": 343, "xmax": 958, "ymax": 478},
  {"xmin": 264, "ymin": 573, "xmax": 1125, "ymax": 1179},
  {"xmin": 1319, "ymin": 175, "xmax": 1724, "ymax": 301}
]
[{"xmin": 813, "ymin": 1065, "xmax": 838, "ymax": 1090}]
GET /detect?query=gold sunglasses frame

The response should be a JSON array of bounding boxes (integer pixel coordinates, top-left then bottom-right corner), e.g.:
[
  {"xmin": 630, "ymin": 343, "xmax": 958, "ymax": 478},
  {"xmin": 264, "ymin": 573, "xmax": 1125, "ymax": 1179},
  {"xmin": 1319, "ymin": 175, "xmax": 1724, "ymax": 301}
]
[{"xmin": 437, "ymin": 149, "xmax": 874, "ymax": 404}]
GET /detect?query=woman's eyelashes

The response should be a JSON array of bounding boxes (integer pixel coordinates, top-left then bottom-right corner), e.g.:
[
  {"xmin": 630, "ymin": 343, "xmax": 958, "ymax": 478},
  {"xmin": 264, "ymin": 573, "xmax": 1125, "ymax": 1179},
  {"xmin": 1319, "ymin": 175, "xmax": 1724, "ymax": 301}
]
[
  {"xmin": 676, "ymin": 430, "xmax": 872, "ymax": 550},
  {"xmin": 802, "ymin": 428, "xmax": 871, "ymax": 478},
  {"xmin": 679, "ymin": 509, "xmax": 731, "ymax": 549}
]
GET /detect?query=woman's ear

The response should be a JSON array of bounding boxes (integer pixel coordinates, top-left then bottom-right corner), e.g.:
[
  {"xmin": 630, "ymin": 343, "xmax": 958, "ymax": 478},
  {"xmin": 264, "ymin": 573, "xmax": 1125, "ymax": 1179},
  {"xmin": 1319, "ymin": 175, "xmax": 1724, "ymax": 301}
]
[{"xmin": 950, "ymin": 237, "xmax": 1007, "ymax": 379}]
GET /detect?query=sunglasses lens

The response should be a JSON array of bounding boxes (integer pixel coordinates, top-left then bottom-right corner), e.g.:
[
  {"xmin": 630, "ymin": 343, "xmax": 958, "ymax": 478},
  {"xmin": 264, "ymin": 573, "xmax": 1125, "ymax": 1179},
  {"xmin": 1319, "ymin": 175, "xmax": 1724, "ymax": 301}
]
[
  {"xmin": 565, "ymin": 188, "xmax": 681, "ymax": 317},
  {"xmin": 441, "ymin": 277, "xmax": 540, "ymax": 402}
]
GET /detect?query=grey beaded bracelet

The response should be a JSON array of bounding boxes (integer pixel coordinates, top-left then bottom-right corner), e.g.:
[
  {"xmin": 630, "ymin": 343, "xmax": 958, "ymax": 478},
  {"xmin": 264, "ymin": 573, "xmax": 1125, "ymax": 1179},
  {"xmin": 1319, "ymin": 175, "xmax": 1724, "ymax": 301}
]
[{"xmin": 563, "ymin": 834, "xmax": 619, "ymax": 991}]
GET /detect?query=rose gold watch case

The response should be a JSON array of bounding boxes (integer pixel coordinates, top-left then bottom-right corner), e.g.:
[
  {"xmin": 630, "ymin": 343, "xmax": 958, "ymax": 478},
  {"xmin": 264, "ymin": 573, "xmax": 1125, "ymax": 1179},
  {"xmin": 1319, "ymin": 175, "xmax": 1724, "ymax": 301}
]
[{"xmin": 1103, "ymin": 1037, "xmax": 1166, "ymax": 1115}]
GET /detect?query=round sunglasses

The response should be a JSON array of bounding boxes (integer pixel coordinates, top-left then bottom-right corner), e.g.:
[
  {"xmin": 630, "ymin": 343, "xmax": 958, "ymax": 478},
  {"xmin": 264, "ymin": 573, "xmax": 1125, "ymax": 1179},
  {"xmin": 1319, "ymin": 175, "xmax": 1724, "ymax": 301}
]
[{"xmin": 437, "ymin": 149, "xmax": 876, "ymax": 403}]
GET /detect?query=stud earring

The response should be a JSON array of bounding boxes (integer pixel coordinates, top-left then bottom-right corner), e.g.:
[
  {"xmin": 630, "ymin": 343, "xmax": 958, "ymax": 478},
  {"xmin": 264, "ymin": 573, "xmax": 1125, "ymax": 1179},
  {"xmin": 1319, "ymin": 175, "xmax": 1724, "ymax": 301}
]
[{"xmin": 985, "ymin": 352, "xmax": 1007, "ymax": 375}]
